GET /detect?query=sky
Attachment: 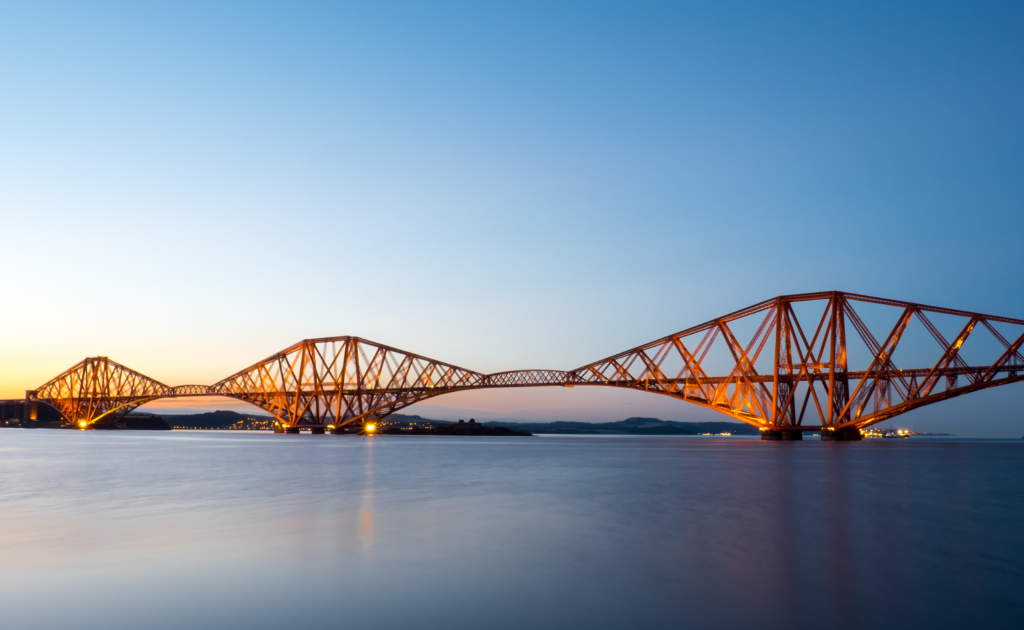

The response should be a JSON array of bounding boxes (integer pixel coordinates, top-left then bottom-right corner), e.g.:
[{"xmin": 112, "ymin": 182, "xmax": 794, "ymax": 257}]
[{"xmin": 1, "ymin": 1, "xmax": 1022, "ymax": 435}]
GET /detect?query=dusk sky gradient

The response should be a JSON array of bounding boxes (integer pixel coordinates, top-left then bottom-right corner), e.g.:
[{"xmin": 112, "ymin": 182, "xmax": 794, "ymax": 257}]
[{"xmin": 1, "ymin": 1, "xmax": 1022, "ymax": 435}]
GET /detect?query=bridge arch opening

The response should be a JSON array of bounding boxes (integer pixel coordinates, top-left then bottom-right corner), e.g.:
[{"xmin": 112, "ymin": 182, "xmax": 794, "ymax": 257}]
[
  {"xmin": 134, "ymin": 396, "xmax": 281, "ymax": 429},
  {"xmin": 394, "ymin": 386, "xmax": 732, "ymax": 424},
  {"xmin": 136, "ymin": 395, "xmax": 271, "ymax": 416}
]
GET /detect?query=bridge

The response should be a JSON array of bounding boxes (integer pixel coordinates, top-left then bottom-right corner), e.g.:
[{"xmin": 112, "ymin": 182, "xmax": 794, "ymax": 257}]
[{"xmin": 6, "ymin": 292, "xmax": 1024, "ymax": 440}]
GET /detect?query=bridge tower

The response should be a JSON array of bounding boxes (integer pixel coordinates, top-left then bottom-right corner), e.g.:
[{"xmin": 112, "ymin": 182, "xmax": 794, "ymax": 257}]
[{"xmin": 23, "ymin": 390, "xmax": 38, "ymax": 424}]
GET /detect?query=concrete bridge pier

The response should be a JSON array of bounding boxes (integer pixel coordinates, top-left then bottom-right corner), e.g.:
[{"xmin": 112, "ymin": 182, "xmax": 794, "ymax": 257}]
[
  {"xmin": 310, "ymin": 426, "xmax": 326, "ymax": 435},
  {"xmin": 285, "ymin": 427, "xmax": 301, "ymax": 434}
]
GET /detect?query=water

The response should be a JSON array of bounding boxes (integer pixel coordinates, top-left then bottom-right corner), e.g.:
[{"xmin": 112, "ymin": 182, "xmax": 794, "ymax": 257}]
[{"xmin": 0, "ymin": 430, "xmax": 1021, "ymax": 630}]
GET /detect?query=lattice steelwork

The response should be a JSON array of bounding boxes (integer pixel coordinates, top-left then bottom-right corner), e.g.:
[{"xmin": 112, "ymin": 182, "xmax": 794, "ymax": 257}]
[
  {"xmin": 569, "ymin": 292, "xmax": 1024, "ymax": 435},
  {"xmin": 21, "ymin": 292, "xmax": 1024, "ymax": 434},
  {"xmin": 211, "ymin": 337, "xmax": 487, "ymax": 427},
  {"xmin": 31, "ymin": 357, "xmax": 172, "ymax": 425},
  {"xmin": 484, "ymin": 370, "xmax": 576, "ymax": 387},
  {"xmin": 169, "ymin": 384, "xmax": 216, "ymax": 396}
]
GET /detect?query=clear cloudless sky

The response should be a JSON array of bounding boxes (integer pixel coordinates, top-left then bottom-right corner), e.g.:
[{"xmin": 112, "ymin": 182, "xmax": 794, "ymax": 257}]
[{"xmin": 1, "ymin": 1, "xmax": 1022, "ymax": 435}]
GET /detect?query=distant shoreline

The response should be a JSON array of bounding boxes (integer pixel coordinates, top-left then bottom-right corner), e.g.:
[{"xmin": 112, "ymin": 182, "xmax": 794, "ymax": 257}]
[{"xmin": 0, "ymin": 409, "xmax": 962, "ymax": 438}]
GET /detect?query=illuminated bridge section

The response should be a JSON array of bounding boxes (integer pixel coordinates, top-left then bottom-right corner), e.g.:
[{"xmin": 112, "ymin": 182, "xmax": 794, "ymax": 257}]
[
  {"xmin": 30, "ymin": 357, "xmax": 171, "ymax": 426},
  {"xmin": 565, "ymin": 292, "xmax": 1024, "ymax": 438},
  {"xmin": 17, "ymin": 292, "xmax": 1024, "ymax": 437},
  {"xmin": 209, "ymin": 337, "xmax": 489, "ymax": 427},
  {"xmin": 482, "ymin": 370, "xmax": 578, "ymax": 387},
  {"xmin": 169, "ymin": 384, "xmax": 216, "ymax": 396}
]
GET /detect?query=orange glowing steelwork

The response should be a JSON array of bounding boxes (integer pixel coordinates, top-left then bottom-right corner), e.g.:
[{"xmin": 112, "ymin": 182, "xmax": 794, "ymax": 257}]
[{"xmin": 17, "ymin": 292, "xmax": 1024, "ymax": 437}]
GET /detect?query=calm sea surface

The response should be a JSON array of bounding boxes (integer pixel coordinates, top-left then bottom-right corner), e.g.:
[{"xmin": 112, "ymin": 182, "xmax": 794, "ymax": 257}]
[{"xmin": 0, "ymin": 430, "xmax": 1021, "ymax": 630}]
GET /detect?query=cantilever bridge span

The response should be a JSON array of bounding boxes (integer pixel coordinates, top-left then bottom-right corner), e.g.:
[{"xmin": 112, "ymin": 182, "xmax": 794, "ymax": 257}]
[{"xmin": 14, "ymin": 292, "xmax": 1024, "ymax": 440}]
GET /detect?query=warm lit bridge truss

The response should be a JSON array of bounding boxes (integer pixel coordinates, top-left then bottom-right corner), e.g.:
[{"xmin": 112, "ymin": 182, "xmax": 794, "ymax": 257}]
[{"xmin": 17, "ymin": 292, "xmax": 1024, "ymax": 439}]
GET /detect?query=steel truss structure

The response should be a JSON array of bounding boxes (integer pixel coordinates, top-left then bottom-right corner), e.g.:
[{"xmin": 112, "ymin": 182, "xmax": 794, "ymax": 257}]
[
  {"xmin": 29, "ymin": 357, "xmax": 169, "ymax": 425},
  {"xmin": 19, "ymin": 292, "xmax": 1024, "ymax": 434},
  {"xmin": 568, "ymin": 292, "xmax": 1024, "ymax": 436},
  {"xmin": 212, "ymin": 337, "xmax": 486, "ymax": 426}
]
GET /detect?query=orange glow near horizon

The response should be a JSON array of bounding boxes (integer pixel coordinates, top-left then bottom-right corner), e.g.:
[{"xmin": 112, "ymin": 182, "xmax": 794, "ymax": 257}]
[{"xmin": 122, "ymin": 396, "xmax": 272, "ymax": 416}]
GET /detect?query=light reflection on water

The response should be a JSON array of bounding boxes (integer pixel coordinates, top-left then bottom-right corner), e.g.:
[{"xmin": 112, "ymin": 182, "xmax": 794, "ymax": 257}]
[{"xmin": 0, "ymin": 430, "xmax": 1022, "ymax": 630}]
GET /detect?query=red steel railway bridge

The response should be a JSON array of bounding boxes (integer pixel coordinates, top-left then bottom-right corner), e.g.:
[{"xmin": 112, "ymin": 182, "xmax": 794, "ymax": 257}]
[{"xmin": 5, "ymin": 292, "xmax": 1024, "ymax": 440}]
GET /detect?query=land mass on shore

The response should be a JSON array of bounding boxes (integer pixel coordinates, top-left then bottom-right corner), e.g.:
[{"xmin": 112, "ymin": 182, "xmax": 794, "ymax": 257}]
[
  {"xmin": 470, "ymin": 416, "xmax": 760, "ymax": 436},
  {"xmin": 128, "ymin": 411, "xmax": 760, "ymax": 436},
  {"xmin": 3, "ymin": 408, "xmax": 953, "ymax": 437}
]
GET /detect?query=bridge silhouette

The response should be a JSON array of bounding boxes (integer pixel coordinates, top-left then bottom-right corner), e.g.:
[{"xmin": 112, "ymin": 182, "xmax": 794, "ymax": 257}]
[{"xmin": 9, "ymin": 292, "xmax": 1024, "ymax": 440}]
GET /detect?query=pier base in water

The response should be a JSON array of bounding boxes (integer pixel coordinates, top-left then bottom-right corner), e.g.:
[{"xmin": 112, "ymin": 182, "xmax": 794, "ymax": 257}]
[
  {"xmin": 310, "ymin": 426, "xmax": 326, "ymax": 435},
  {"xmin": 285, "ymin": 427, "xmax": 301, "ymax": 434},
  {"xmin": 761, "ymin": 430, "xmax": 803, "ymax": 441}
]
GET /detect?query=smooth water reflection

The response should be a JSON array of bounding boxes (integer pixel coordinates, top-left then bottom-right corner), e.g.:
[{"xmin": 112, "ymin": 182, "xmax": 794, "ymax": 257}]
[{"xmin": 0, "ymin": 431, "xmax": 1022, "ymax": 629}]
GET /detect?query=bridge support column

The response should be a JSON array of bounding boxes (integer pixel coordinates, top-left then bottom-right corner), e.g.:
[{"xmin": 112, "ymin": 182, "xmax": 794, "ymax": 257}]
[
  {"xmin": 23, "ymin": 391, "xmax": 37, "ymax": 423},
  {"xmin": 761, "ymin": 430, "xmax": 803, "ymax": 441},
  {"xmin": 285, "ymin": 427, "xmax": 301, "ymax": 434},
  {"xmin": 820, "ymin": 429, "xmax": 862, "ymax": 441},
  {"xmin": 310, "ymin": 426, "xmax": 326, "ymax": 435}
]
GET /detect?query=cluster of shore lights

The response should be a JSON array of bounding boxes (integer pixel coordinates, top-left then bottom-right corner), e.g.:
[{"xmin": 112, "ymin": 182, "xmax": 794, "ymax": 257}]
[
  {"xmin": 266, "ymin": 422, "xmax": 377, "ymax": 432},
  {"xmin": 862, "ymin": 427, "xmax": 913, "ymax": 438}
]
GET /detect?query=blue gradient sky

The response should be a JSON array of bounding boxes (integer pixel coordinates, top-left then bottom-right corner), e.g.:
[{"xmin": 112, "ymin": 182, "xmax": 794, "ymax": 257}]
[{"xmin": 1, "ymin": 1, "xmax": 1022, "ymax": 435}]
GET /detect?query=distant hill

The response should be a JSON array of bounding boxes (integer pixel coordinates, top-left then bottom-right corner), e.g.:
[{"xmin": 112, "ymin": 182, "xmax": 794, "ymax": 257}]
[
  {"xmin": 392, "ymin": 415, "xmax": 759, "ymax": 436},
  {"xmin": 114, "ymin": 415, "xmax": 172, "ymax": 430},
  {"xmin": 134, "ymin": 410, "xmax": 275, "ymax": 430}
]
